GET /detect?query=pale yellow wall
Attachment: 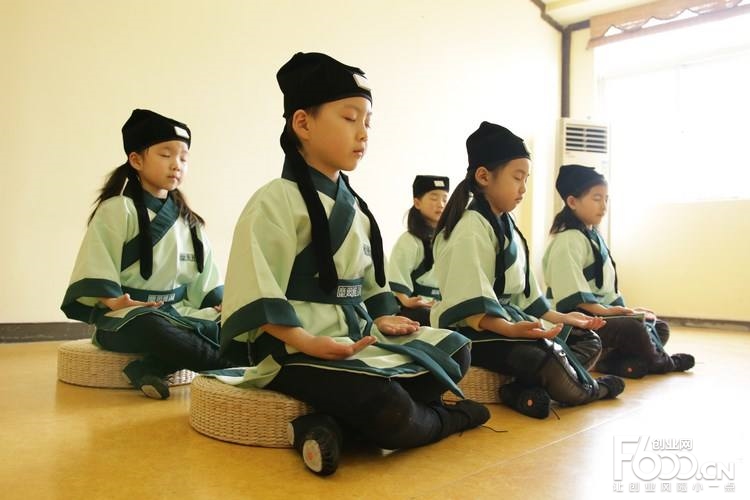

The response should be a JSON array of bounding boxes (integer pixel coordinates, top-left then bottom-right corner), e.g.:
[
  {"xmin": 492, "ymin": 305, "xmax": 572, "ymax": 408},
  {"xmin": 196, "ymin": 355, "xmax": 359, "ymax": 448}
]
[
  {"xmin": 610, "ymin": 200, "xmax": 750, "ymax": 322},
  {"xmin": 569, "ymin": 29, "xmax": 596, "ymax": 120},
  {"xmin": 0, "ymin": 0, "xmax": 561, "ymax": 322},
  {"xmin": 568, "ymin": 28, "xmax": 750, "ymax": 322}
]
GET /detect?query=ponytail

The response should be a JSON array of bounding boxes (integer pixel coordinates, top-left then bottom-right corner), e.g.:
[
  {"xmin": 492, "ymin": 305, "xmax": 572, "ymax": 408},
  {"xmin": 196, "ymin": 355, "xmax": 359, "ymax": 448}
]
[
  {"xmin": 171, "ymin": 189, "xmax": 205, "ymax": 228},
  {"xmin": 89, "ymin": 157, "xmax": 205, "ymax": 228},
  {"xmin": 435, "ymin": 173, "xmax": 473, "ymax": 240},
  {"xmin": 406, "ymin": 206, "xmax": 434, "ymax": 242},
  {"xmin": 549, "ymin": 205, "xmax": 586, "ymax": 234},
  {"xmin": 89, "ymin": 162, "xmax": 131, "ymax": 224},
  {"xmin": 549, "ymin": 179, "xmax": 607, "ymax": 234},
  {"xmin": 406, "ymin": 206, "xmax": 435, "ymax": 271}
]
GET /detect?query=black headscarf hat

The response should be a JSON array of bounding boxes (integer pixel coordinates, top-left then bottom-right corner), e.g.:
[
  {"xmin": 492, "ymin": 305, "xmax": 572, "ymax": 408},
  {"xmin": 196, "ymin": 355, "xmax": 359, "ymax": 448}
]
[
  {"xmin": 122, "ymin": 109, "xmax": 191, "ymax": 154},
  {"xmin": 277, "ymin": 52, "xmax": 372, "ymax": 118},
  {"xmin": 555, "ymin": 164, "xmax": 607, "ymax": 201},
  {"xmin": 412, "ymin": 175, "xmax": 450, "ymax": 198},
  {"xmin": 276, "ymin": 52, "xmax": 384, "ymax": 293},
  {"xmin": 466, "ymin": 121, "xmax": 530, "ymax": 172}
]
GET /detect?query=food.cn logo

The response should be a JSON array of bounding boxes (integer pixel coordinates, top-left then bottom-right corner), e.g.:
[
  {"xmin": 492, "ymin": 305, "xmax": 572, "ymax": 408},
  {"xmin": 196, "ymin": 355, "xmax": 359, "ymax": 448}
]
[{"xmin": 614, "ymin": 436, "xmax": 735, "ymax": 482}]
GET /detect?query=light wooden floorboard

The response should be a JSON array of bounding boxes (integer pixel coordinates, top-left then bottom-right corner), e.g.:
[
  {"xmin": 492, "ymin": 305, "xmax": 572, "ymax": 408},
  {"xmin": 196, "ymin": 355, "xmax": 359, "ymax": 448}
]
[{"xmin": 0, "ymin": 327, "xmax": 745, "ymax": 499}]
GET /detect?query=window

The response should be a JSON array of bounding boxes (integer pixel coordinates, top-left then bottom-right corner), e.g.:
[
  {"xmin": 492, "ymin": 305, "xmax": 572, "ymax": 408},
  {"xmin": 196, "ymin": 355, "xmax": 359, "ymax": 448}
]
[{"xmin": 596, "ymin": 13, "xmax": 750, "ymax": 203}]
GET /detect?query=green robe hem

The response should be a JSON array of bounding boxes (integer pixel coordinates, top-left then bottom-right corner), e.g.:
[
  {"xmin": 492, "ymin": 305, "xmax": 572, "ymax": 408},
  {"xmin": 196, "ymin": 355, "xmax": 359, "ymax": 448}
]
[
  {"xmin": 437, "ymin": 296, "xmax": 509, "ymax": 328},
  {"xmin": 221, "ymin": 297, "xmax": 301, "ymax": 350},
  {"xmin": 364, "ymin": 291, "xmax": 399, "ymax": 318}
]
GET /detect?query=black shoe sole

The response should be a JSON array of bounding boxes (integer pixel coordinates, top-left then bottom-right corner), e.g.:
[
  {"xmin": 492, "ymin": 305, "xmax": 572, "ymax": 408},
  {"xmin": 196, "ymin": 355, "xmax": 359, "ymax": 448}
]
[
  {"xmin": 596, "ymin": 375, "xmax": 625, "ymax": 399},
  {"xmin": 288, "ymin": 415, "xmax": 342, "ymax": 476},
  {"xmin": 301, "ymin": 428, "xmax": 340, "ymax": 476},
  {"xmin": 671, "ymin": 354, "xmax": 695, "ymax": 372},
  {"xmin": 501, "ymin": 384, "xmax": 551, "ymax": 419},
  {"xmin": 138, "ymin": 375, "xmax": 170, "ymax": 400},
  {"xmin": 450, "ymin": 400, "xmax": 491, "ymax": 428}
]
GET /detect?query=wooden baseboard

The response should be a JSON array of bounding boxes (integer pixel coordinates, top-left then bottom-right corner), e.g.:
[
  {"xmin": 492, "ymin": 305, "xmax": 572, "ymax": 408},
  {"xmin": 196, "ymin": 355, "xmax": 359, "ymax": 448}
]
[
  {"xmin": 0, "ymin": 322, "xmax": 92, "ymax": 343},
  {"xmin": 660, "ymin": 316, "xmax": 750, "ymax": 332},
  {"xmin": 1, "ymin": 317, "xmax": 747, "ymax": 344}
]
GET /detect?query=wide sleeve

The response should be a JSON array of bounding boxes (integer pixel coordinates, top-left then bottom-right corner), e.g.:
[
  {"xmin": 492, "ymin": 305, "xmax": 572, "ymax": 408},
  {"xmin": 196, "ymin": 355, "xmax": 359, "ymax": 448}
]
[
  {"xmin": 60, "ymin": 197, "xmax": 135, "ymax": 322},
  {"xmin": 387, "ymin": 232, "xmax": 422, "ymax": 296},
  {"xmin": 221, "ymin": 183, "xmax": 303, "ymax": 347},
  {"xmin": 542, "ymin": 230, "xmax": 600, "ymax": 313},
  {"xmin": 431, "ymin": 213, "xmax": 509, "ymax": 328}
]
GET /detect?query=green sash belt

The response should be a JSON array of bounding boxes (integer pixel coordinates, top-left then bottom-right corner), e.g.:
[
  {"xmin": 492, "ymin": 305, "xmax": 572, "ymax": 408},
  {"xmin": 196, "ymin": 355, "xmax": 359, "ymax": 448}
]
[
  {"xmin": 287, "ymin": 275, "xmax": 464, "ymax": 398},
  {"xmin": 121, "ymin": 285, "xmax": 187, "ymax": 305},
  {"xmin": 413, "ymin": 282, "xmax": 441, "ymax": 300}
]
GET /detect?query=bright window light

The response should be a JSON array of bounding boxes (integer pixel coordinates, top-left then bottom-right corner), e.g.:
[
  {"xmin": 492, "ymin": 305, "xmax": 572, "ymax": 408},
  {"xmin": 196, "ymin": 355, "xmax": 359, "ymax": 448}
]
[{"xmin": 596, "ymin": 12, "xmax": 750, "ymax": 203}]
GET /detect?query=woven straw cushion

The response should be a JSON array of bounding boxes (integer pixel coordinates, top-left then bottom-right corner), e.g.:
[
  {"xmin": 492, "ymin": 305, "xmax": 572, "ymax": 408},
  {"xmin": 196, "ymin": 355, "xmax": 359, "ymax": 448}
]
[
  {"xmin": 190, "ymin": 375, "xmax": 312, "ymax": 448},
  {"xmin": 443, "ymin": 366, "xmax": 513, "ymax": 404},
  {"xmin": 57, "ymin": 338, "xmax": 195, "ymax": 388}
]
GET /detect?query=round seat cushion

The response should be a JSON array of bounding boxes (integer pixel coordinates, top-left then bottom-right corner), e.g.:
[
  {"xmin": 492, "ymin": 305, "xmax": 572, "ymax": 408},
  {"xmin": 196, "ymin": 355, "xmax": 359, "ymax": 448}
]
[
  {"xmin": 57, "ymin": 338, "xmax": 195, "ymax": 388},
  {"xmin": 189, "ymin": 375, "xmax": 312, "ymax": 448},
  {"xmin": 443, "ymin": 366, "xmax": 513, "ymax": 404}
]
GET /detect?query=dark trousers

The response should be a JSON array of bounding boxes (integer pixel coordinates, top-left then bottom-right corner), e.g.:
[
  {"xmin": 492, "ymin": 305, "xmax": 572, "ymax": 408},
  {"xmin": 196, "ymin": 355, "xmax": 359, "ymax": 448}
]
[
  {"xmin": 96, "ymin": 314, "xmax": 236, "ymax": 377},
  {"xmin": 397, "ymin": 305, "xmax": 432, "ymax": 326},
  {"xmin": 594, "ymin": 317, "xmax": 674, "ymax": 373},
  {"xmin": 465, "ymin": 328, "xmax": 602, "ymax": 405},
  {"xmin": 265, "ymin": 345, "xmax": 471, "ymax": 450}
]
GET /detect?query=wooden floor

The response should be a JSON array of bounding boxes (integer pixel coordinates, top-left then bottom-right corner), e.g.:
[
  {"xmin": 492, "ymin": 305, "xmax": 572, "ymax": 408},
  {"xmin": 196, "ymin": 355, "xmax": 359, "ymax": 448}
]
[{"xmin": 0, "ymin": 327, "xmax": 746, "ymax": 499}]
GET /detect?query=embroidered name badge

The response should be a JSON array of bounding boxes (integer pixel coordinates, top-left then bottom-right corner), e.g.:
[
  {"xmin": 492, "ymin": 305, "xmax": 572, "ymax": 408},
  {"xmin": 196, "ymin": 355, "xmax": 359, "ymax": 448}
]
[
  {"xmin": 353, "ymin": 73, "xmax": 370, "ymax": 91},
  {"xmin": 336, "ymin": 284, "xmax": 362, "ymax": 298},
  {"xmin": 174, "ymin": 126, "xmax": 190, "ymax": 140},
  {"xmin": 363, "ymin": 244, "xmax": 371, "ymax": 257},
  {"xmin": 180, "ymin": 253, "xmax": 196, "ymax": 262},
  {"xmin": 147, "ymin": 293, "xmax": 176, "ymax": 303},
  {"xmin": 433, "ymin": 180, "xmax": 445, "ymax": 187}
]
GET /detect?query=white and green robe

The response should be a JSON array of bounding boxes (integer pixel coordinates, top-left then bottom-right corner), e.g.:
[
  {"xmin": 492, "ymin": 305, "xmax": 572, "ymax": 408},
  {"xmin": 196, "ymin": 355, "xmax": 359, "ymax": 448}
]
[
  {"xmin": 431, "ymin": 207, "xmax": 595, "ymax": 385},
  {"xmin": 388, "ymin": 232, "xmax": 441, "ymax": 301},
  {"xmin": 212, "ymin": 161, "xmax": 468, "ymax": 395},
  {"xmin": 542, "ymin": 227, "xmax": 664, "ymax": 349},
  {"xmin": 431, "ymin": 209, "xmax": 549, "ymax": 336},
  {"xmin": 61, "ymin": 192, "xmax": 223, "ymax": 344},
  {"xmin": 542, "ymin": 228, "xmax": 624, "ymax": 314}
]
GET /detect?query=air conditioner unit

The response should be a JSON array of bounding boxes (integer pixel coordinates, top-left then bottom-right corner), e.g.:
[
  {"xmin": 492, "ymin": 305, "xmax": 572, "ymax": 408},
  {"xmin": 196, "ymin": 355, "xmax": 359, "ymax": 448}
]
[{"xmin": 559, "ymin": 118, "xmax": 610, "ymax": 173}]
